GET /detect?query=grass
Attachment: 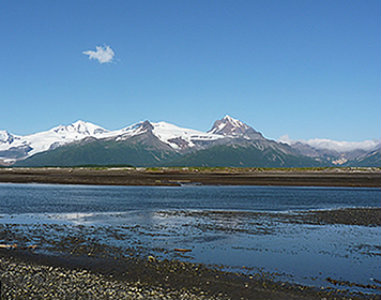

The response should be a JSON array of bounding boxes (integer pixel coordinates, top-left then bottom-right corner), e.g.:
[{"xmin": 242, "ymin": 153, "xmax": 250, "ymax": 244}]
[{"xmin": 6, "ymin": 166, "xmax": 380, "ymax": 173}]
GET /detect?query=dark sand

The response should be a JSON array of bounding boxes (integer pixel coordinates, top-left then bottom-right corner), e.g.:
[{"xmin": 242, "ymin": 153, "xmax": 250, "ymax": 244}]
[
  {"xmin": 0, "ymin": 167, "xmax": 380, "ymax": 187},
  {"xmin": 162, "ymin": 207, "xmax": 381, "ymax": 227}
]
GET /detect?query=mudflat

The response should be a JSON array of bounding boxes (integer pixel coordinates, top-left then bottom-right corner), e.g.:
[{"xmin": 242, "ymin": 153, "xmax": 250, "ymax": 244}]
[
  {"xmin": 2, "ymin": 248, "xmax": 378, "ymax": 300},
  {"xmin": 1, "ymin": 208, "xmax": 380, "ymax": 299},
  {"xmin": 0, "ymin": 167, "xmax": 380, "ymax": 187}
]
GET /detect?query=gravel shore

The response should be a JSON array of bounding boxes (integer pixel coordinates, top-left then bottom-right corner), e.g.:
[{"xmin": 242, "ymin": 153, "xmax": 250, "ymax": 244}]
[
  {"xmin": 0, "ymin": 254, "xmax": 226, "ymax": 300},
  {"xmin": 2, "ymin": 249, "xmax": 375, "ymax": 300}
]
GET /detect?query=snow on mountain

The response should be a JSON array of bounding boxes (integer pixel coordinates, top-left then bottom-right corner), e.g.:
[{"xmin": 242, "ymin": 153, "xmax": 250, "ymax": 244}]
[
  {"xmin": 114, "ymin": 120, "xmax": 222, "ymax": 150},
  {"xmin": 279, "ymin": 135, "xmax": 381, "ymax": 152},
  {"xmin": 52, "ymin": 120, "xmax": 109, "ymax": 136},
  {"xmin": 0, "ymin": 130, "xmax": 17, "ymax": 145},
  {"xmin": 209, "ymin": 115, "xmax": 247, "ymax": 135},
  {"xmin": 151, "ymin": 121, "xmax": 221, "ymax": 149},
  {"xmin": 25, "ymin": 120, "xmax": 111, "ymax": 156},
  {"xmin": 2, "ymin": 119, "xmax": 222, "ymax": 160},
  {"xmin": 116, "ymin": 117, "xmax": 262, "ymax": 150},
  {"xmin": 2, "ymin": 117, "xmax": 379, "ymax": 165},
  {"xmin": 0, "ymin": 120, "xmax": 110, "ymax": 159},
  {"xmin": 208, "ymin": 115, "xmax": 263, "ymax": 139},
  {"xmin": 116, "ymin": 121, "xmax": 154, "ymax": 139},
  {"xmin": 1, "ymin": 116, "xmax": 263, "ymax": 161}
]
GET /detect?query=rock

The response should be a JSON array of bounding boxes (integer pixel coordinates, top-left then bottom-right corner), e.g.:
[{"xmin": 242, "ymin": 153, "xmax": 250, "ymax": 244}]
[{"xmin": 174, "ymin": 248, "xmax": 192, "ymax": 253}]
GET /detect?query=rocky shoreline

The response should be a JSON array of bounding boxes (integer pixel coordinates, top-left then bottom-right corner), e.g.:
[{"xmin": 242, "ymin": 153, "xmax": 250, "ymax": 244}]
[
  {"xmin": 1, "ymin": 207, "xmax": 380, "ymax": 299},
  {"xmin": 1, "ymin": 248, "xmax": 376, "ymax": 300},
  {"xmin": 0, "ymin": 252, "xmax": 226, "ymax": 300}
]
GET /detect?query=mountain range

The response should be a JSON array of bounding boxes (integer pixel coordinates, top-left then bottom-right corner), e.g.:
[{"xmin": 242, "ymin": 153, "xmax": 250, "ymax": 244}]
[{"xmin": 1, "ymin": 116, "xmax": 379, "ymax": 167}]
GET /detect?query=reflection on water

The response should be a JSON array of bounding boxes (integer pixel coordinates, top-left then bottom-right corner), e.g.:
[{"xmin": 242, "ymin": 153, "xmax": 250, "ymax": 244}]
[{"xmin": 0, "ymin": 183, "xmax": 380, "ymax": 294}]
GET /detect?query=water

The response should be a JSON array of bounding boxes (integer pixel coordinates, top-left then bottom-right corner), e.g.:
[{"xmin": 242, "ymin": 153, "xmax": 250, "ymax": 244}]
[
  {"xmin": 0, "ymin": 183, "xmax": 379, "ymax": 214},
  {"xmin": 0, "ymin": 183, "xmax": 380, "ymax": 294}
]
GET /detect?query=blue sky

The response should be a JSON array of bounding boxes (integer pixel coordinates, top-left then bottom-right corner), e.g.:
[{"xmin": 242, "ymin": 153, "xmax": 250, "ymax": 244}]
[{"xmin": 0, "ymin": 1, "xmax": 380, "ymax": 141}]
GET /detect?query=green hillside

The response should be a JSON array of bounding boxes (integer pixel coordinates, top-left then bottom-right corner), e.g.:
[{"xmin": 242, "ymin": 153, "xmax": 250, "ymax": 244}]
[
  {"xmin": 164, "ymin": 145, "xmax": 326, "ymax": 168},
  {"xmin": 15, "ymin": 139, "xmax": 179, "ymax": 167},
  {"xmin": 345, "ymin": 150, "xmax": 381, "ymax": 167}
]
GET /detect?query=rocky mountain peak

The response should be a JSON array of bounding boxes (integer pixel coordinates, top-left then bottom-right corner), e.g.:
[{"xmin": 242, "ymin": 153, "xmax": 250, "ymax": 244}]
[
  {"xmin": 208, "ymin": 115, "xmax": 262, "ymax": 139},
  {"xmin": 0, "ymin": 130, "xmax": 14, "ymax": 144},
  {"xmin": 138, "ymin": 120, "xmax": 154, "ymax": 132},
  {"xmin": 119, "ymin": 120, "xmax": 155, "ymax": 138},
  {"xmin": 125, "ymin": 120, "xmax": 154, "ymax": 133}
]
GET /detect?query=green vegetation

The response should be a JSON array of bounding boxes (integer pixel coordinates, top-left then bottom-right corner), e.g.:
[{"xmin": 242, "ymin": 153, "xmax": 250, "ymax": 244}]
[
  {"xmin": 14, "ymin": 139, "xmax": 179, "ymax": 167},
  {"xmin": 13, "ymin": 138, "xmax": 380, "ymax": 168},
  {"xmin": 344, "ymin": 150, "xmax": 381, "ymax": 167},
  {"xmin": 163, "ymin": 145, "xmax": 326, "ymax": 168}
]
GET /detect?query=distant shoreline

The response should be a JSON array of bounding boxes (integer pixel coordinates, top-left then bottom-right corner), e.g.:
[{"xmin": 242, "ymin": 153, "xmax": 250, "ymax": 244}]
[{"xmin": 0, "ymin": 167, "xmax": 380, "ymax": 187}]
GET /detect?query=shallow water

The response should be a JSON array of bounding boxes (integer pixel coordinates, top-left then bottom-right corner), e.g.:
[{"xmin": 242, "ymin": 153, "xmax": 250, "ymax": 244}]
[
  {"xmin": 0, "ymin": 183, "xmax": 380, "ymax": 213},
  {"xmin": 0, "ymin": 183, "xmax": 380, "ymax": 294}
]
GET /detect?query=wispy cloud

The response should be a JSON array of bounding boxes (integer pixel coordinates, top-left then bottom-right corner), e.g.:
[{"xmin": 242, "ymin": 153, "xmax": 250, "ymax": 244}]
[
  {"xmin": 278, "ymin": 135, "xmax": 380, "ymax": 152},
  {"xmin": 83, "ymin": 45, "xmax": 115, "ymax": 64}
]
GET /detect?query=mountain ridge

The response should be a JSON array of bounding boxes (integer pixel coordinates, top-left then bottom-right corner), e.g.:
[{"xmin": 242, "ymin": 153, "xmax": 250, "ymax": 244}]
[{"xmin": 2, "ymin": 116, "xmax": 380, "ymax": 167}]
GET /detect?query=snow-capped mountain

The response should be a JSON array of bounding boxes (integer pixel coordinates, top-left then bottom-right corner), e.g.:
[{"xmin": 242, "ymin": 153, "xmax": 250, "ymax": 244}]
[
  {"xmin": 208, "ymin": 115, "xmax": 263, "ymax": 140},
  {"xmin": 115, "ymin": 120, "xmax": 221, "ymax": 149},
  {"xmin": 114, "ymin": 116, "xmax": 260, "ymax": 150},
  {"xmin": 0, "ymin": 120, "xmax": 110, "ymax": 163},
  {"xmin": 0, "ymin": 118, "xmax": 228, "ymax": 163},
  {"xmin": 0, "ymin": 130, "xmax": 16, "ymax": 145},
  {"xmin": 1, "ymin": 115, "xmax": 380, "ymax": 167},
  {"xmin": 52, "ymin": 120, "xmax": 109, "ymax": 137},
  {"xmin": 151, "ymin": 121, "xmax": 222, "ymax": 150}
]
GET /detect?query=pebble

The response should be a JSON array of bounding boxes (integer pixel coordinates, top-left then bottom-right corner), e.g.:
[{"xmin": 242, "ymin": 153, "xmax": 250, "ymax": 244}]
[{"xmin": 0, "ymin": 256, "xmax": 226, "ymax": 300}]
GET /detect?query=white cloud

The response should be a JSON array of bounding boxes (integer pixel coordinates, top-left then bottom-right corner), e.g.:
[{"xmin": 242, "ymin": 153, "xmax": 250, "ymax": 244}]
[
  {"xmin": 278, "ymin": 135, "xmax": 381, "ymax": 152},
  {"xmin": 83, "ymin": 45, "xmax": 115, "ymax": 64},
  {"xmin": 278, "ymin": 134, "xmax": 293, "ymax": 145}
]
